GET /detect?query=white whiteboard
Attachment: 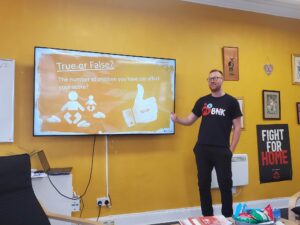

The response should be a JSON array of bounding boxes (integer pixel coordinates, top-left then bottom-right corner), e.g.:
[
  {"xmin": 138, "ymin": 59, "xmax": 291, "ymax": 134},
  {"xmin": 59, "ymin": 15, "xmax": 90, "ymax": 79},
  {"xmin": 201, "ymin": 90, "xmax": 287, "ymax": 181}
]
[{"xmin": 0, "ymin": 59, "xmax": 15, "ymax": 142}]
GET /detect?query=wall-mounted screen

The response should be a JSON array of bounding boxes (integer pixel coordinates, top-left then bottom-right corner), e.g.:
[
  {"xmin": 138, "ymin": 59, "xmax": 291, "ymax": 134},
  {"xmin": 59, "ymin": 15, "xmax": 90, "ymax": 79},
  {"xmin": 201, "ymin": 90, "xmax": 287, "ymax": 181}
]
[{"xmin": 34, "ymin": 47, "xmax": 175, "ymax": 136}]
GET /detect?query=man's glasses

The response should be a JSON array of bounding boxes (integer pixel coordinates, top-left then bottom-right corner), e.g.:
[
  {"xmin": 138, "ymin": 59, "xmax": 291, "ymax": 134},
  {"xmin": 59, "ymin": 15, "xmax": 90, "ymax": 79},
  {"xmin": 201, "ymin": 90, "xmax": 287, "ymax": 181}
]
[{"xmin": 207, "ymin": 77, "xmax": 223, "ymax": 82}]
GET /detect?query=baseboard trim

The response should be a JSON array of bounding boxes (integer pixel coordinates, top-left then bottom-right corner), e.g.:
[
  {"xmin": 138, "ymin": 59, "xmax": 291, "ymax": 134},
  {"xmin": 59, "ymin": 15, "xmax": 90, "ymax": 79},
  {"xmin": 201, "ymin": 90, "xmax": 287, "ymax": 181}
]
[{"xmin": 94, "ymin": 197, "xmax": 289, "ymax": 225}]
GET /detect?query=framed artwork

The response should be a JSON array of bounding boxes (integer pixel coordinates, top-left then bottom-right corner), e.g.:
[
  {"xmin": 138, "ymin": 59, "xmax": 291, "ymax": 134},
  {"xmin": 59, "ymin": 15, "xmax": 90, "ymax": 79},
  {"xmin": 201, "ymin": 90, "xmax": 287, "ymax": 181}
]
[
  {"xmin": 292, "ymin": 54, "xmax": 300, "ymax": 84},
  {"xmin": 263, "ymin": 90, "xmax": 281, "ymax": 120},
  {"xmin": 223, "ymin": 47, "xmax": 239, "ymax": 81},
  {"xmin": 297, "ymin": 102, "xmax": 300, "ymax": 124},
  {"xmin": 237, "ymin": 97, "xmax": 245, "ymax": 129}
]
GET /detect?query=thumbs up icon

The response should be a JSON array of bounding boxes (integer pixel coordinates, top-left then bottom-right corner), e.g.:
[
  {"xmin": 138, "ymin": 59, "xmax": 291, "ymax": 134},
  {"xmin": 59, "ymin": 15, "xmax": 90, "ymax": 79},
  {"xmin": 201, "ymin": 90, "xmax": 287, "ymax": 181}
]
[
  {"xmin": 122, "ymin": 84, "xmax": 158, "ymax": 127},
  {"xmin": 132, "ymin": 84, "xmax": 158, "ymax": 123}
]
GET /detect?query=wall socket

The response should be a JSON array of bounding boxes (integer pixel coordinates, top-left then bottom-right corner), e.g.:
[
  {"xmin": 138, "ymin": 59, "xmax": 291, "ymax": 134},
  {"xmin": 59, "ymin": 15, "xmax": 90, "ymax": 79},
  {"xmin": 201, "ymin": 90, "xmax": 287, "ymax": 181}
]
[
  {"xmin": 97, "ymin": 196, "xmax": 111, "ymax": 208},
  {"xmin": 71, "ymin": 198, "xmax": 80, "ymax": 212}
]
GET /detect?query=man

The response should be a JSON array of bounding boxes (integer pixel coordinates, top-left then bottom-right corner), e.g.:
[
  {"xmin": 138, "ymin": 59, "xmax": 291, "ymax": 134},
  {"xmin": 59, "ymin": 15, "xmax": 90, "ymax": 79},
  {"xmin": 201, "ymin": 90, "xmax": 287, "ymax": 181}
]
[{"xmin": 171, "ymin": 69, "xmax": 242, "ymax": 217}]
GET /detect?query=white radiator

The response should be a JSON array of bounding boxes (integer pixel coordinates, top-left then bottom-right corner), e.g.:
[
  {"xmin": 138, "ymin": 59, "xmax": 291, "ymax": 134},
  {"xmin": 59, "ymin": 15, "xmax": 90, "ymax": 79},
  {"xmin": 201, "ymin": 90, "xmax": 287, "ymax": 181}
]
[{"xmin": 211, "ymin": 154, "xmax": 248, "ymax": 188}]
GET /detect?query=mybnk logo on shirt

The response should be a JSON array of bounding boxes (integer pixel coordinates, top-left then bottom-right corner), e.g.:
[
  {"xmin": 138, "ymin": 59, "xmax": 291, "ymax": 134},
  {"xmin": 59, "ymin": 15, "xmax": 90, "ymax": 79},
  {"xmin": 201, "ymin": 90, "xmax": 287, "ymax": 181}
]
[{"xmin": 202, "ymin": 103, "xmax": 226, "ymax": 117}]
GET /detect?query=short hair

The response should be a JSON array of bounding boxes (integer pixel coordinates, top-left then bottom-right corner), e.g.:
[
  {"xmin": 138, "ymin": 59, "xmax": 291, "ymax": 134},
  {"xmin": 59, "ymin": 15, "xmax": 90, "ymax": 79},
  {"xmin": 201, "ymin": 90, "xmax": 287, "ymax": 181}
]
[{"xmin": 209, "ymin": 69, "xmax": 223, "ymax": 76}]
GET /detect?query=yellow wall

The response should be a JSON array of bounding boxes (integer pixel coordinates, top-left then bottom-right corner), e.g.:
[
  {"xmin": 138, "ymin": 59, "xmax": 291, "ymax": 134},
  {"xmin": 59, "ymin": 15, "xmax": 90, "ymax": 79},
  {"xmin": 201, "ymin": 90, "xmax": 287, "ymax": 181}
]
[{"xmin": 0, "ymin": 0, "xmax": 300, "ymax": 218}]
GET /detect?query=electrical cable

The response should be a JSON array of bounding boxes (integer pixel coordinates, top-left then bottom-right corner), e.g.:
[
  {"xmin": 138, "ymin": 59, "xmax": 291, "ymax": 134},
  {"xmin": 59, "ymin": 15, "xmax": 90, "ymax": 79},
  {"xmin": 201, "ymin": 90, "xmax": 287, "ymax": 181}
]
[
  {"xmin": 74, "ymin": 199, "xmax": 85, "ymax": 225},
  {"xmin": 79, "ymin": 198, "xmax": 85, "ymax": 218},
  {"xmin": 78, "ymin": 135, "xmax": 97, "ymax": 198},
  {"xmin": 108, "ymin": 193, "xmax": 112, "ymax": 207},
  {"xmin": 97, "ymin": 206, "xmax": 102, "ymax": 222},
  {"xmin": 105, "ymin": 135, "xmax": 109, "ymax": 196},
  {"xmin": 46, "ymin": 135, "xmax": 97, "ymax": 200},
  {"xmin": 25, "ymin": 137, "xmax": 99, "ymax": 218},
  {"xmin": 47, "ymin": 175, "xmax": 79, "ymax": 200},
  {"xmin": 32, "ymin": 136, "xmax": 108, "ymax": 218}
]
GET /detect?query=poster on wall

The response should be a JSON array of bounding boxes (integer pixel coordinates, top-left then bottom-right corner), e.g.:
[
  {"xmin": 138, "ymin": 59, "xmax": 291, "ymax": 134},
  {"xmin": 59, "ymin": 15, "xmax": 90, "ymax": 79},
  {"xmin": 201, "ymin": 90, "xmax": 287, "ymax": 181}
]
[{"xmin": 256, "ymin": 124, "xmax": 292, "ymax": 183}]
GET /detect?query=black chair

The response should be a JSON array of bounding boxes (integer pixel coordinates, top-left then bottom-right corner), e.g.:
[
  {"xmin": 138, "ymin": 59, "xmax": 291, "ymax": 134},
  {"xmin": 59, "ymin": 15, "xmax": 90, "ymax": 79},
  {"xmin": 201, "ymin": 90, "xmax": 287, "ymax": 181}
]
[{"xmin": 0, "ymin": 154, "xmax": 102, "ymax": 225}]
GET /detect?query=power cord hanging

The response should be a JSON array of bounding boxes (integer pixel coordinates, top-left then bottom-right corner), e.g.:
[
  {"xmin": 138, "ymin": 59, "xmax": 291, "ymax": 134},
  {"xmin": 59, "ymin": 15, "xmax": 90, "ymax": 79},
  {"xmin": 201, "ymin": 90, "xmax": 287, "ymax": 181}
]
[
  {"xmin": 96, "ymin": 206, "xmax": 102, "ymax": 222},
  {"xmin": 45, "ymin": 135, "xmax": 97, "ymax": 200}
]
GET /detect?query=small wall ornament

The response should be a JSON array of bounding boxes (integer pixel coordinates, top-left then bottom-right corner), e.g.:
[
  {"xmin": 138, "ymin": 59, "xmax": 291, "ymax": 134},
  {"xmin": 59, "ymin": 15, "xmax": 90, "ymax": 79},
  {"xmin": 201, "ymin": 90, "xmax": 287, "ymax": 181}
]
[
  {"xmin": 264, "ymin": 64, "xmax": 273, "ymax": 75},
  {"xmin": 264, "ymin": 57, "xmax": 273, "ymax": 75},
  {"xmin": 222, "ymin": 47, "xmax": 239, "ymax": 81}
]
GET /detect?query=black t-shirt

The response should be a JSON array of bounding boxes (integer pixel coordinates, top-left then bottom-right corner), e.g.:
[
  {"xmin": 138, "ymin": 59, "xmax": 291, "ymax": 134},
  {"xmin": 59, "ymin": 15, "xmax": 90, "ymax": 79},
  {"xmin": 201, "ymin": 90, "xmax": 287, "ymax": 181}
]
[{"xmin": 192, "ymin": 94, "xmax": 242, "ymax": 147}]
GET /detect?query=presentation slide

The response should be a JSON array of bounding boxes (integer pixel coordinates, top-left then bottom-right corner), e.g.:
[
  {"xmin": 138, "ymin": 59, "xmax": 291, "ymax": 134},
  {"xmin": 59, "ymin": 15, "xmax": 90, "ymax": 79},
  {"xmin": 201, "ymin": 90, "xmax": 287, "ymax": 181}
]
[{"xmin": 34, "ymin": 47, "xmax": 175, "ymax": 136}]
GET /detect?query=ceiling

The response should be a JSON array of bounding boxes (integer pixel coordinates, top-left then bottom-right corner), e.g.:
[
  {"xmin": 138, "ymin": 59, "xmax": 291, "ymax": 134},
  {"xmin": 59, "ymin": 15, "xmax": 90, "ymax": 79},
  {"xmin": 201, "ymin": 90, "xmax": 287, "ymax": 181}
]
[{"xmin": 182, "ymin": 0, "xmax": 300, "ymax": 20}]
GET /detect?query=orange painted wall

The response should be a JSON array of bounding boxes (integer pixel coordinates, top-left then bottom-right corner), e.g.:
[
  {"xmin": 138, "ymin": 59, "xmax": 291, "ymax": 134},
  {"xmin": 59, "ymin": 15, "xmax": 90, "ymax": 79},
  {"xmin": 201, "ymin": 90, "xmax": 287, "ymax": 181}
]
[{"xmin": 0, "ymin": 0, "xmax": 299, "ymax": 218}]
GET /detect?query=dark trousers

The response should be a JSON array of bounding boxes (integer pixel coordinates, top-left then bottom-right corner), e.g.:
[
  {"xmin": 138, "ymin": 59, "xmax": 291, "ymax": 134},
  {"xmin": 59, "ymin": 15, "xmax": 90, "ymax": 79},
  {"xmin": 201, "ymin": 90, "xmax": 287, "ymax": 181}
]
[{"xmin": 194, "ymin": 144, "xmax": 233, "ymax": 217}]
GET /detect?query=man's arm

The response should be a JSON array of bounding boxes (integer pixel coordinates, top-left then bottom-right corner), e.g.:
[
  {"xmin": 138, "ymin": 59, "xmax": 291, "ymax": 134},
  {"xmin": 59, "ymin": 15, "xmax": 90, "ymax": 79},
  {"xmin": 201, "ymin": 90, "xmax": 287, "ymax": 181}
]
[
  {"xmin": 230, "ymin": 116, "xmax": 242, "ymax": 152},
  {"xmin": 171, "ymin": 112, "xmax": 198, "ymax": 126}
]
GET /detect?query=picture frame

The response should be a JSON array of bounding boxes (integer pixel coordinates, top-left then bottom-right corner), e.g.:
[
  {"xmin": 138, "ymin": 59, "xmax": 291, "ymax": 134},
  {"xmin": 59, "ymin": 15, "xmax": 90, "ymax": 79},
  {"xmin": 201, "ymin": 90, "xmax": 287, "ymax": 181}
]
[
  {"xmin": 237, "ymin": 97, "xmax": 245, "ymax": 129},
  {"xmin": 222, "ymin": 47, "xmax": 239, "ymax": 81},
  {"xmin": 297, "ymin": 102, "xmax": 300, "ymax": 124},
  {"xmin": 262, "ymin": 90, "xmax": 281, "ymax": 120},
  {"xmin": 292, "ymin": 54, "xmax": 300, "ymax": 84}
]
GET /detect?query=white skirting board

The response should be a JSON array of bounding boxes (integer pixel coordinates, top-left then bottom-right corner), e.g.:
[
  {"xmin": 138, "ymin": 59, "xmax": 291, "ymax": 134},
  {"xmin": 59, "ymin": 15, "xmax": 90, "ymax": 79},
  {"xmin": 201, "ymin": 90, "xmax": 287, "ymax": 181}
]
[{"xmin": 93, "ymin": 197, "xmax": 289, "ymax": 225}]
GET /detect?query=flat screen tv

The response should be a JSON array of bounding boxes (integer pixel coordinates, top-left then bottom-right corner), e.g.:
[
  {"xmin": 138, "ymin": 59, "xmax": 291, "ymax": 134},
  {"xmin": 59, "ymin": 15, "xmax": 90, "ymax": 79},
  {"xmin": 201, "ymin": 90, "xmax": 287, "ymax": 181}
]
[{"xmin": 34, "ymin": 47, "xmax": 176, "ymax": 136}]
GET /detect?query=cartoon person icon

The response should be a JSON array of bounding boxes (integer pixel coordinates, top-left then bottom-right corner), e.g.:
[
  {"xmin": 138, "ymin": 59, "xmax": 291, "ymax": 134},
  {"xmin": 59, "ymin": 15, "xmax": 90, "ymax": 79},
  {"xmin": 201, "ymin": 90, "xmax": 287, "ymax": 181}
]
[
  {"xmin": 86, "ymin": 95, "xmax": 96, "ymax": 112},
  {"xmin": 61, "ymin": 91, "xmax": 85, "ymax": 124}
]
